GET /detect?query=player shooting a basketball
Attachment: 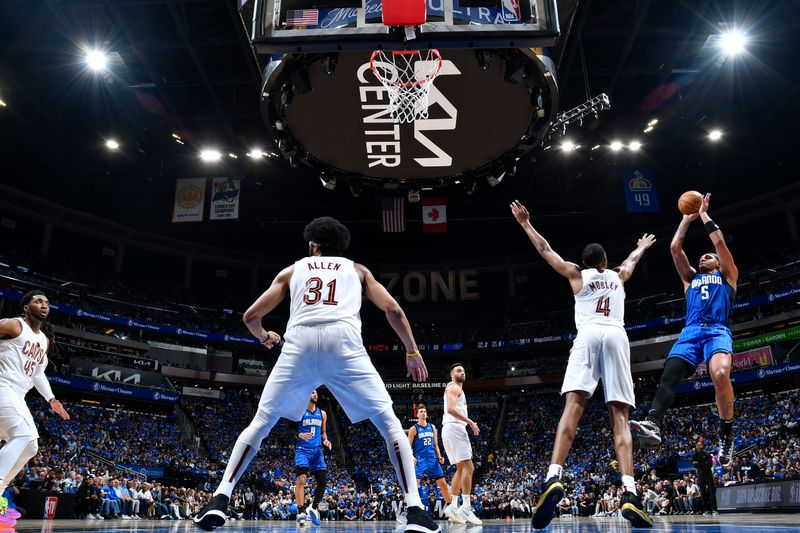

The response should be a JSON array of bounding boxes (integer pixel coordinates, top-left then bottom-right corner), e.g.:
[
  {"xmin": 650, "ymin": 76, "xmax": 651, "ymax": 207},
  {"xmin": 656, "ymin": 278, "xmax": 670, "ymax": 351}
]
[{"xmin": 631, "ymin": 193, "xmax": 739, "ymax": 468}]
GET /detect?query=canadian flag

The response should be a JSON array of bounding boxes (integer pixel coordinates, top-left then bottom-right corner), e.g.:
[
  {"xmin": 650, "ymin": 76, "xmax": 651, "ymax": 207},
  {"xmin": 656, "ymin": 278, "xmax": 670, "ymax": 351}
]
[{"xmin": 422, "ymin": 198, "xmax": 447, "ymax": 233}]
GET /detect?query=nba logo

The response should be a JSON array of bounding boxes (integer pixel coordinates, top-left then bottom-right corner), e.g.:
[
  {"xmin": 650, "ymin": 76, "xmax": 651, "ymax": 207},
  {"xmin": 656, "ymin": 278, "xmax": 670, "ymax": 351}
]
[
  {"xmin": 44, "ymin": 496, "xmax": 58, "ymax": 519},
  {"xmin": 502, "ymin": 0, "xmax": 521, "ymax": 21}
]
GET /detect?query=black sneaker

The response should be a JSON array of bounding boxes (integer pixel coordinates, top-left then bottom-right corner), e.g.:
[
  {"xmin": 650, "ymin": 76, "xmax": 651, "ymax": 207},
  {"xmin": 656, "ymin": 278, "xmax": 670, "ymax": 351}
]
[
  {"xmin": 532, "ymin": 477, "xmax": 565, "ymax": 530},
  {"xmin": 405, "ymin": 506, "xmax": 440, "ymax": 533},
  {"xmin": 620, "ymin": 491, "xmax": 654, "ymax": 528},
  {"xmin": 193, "ymin": 494, "xmax": 229, "ymax": 531},
  {"xmin": 630, "ymin": 419, "xmax": 662, "ymax": 444},
  {"xmin": 718, "ymin": 437, "xmax": 735, "ymax": 468}
]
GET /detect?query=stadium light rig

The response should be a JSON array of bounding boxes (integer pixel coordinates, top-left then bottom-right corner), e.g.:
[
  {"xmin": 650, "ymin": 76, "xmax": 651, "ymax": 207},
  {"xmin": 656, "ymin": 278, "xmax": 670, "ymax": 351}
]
[
  {"xmin": 105, "ymin": 139, "xmax": 120, "ymax": 151},
  {"xmin": 720, "ymin": 30, "xmax": 747, "ymax": 56},
  {"xmin": 709, "ymin": 129, "xmax": 723, "ymax": 141},
  {"xmin": 200, "ymin": 149, "xmax": 222, "ymax": 162},
  {"xmin": 86, "ymin": 50, "xmax": 109, "ymax": 71}
]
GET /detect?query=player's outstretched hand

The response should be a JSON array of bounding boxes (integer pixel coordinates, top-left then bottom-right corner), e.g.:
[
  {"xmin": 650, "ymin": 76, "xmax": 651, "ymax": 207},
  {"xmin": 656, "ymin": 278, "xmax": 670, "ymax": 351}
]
[
  {"xmin": 50, "ymin": 399, "xmax": 70, "ymax": 420},
  {"xmin": 699, "ymin": 192, "xmax": 711, "ymax": 216},
  {"xmin": 260, "ymin": 330, "xmax": 282, "ymax": 349},
  {"xmin": 637, "ymin": 233, "xmax": 657, "ymax": 250},
  {"xmin": 510, "ymin": 200, "xmax": 530, "ymax": 225},
  {"xmin": 406, "ymin": 354, "xmax": 429, "ymax": 382},
  {"xmin": 468, "ymin": 419, "xmax": 480, "ymax": 436}
]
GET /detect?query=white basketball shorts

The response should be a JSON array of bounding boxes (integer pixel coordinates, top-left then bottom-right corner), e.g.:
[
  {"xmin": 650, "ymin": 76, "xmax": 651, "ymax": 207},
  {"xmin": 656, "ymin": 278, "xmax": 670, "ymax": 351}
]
[
  {"xmin": 441, "ymin": 423, "xmax": 472, "ymax": 464},
  {"xmin": 254, "ymin": 323, "xmax": 392, "ymax": 424},
  {"xmin": 0, "ymin": 386, "xmax": 39, "ymax": 440},
  {"xmin": 560, "ymin": 323, "xmax": 635, "ymax": 407}
]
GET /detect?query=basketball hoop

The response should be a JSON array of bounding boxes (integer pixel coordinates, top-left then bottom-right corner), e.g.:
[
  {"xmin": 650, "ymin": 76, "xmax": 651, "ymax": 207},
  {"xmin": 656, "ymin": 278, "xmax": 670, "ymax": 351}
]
[{"xmin": 370, "ymin": 48, "xmax": 443, "ymax": 123}]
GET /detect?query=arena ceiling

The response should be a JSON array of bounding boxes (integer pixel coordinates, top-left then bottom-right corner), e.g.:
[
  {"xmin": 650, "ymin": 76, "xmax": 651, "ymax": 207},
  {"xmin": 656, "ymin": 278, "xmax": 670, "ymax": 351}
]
[{"xmin": 0, "ymin": 0, "xmax": 798, "ymax": 263}]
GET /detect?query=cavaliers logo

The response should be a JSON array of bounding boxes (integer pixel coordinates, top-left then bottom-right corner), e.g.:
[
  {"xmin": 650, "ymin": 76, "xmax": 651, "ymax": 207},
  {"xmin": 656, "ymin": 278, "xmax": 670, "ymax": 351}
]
[{"xmin": 177, "ymin": 185, "xmax": 203, "ymax": 209}]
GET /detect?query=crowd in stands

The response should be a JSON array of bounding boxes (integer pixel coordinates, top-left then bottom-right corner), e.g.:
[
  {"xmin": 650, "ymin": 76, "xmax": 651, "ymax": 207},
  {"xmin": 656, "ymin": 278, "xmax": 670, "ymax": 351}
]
[{"xmin": 2, "ymin": 382, "xmax": 796, "ymax": 522}]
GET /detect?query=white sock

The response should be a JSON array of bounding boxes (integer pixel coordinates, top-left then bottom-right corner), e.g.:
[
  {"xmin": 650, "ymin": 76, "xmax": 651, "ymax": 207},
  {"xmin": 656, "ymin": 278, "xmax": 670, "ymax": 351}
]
[
  {"xmin": 546, "ymin": 463, "xmax": 563, "ymax": 481},
  {"xmin": 370, "ymin": 409, "xmax": 422, "ymax": 508},
  {"xmin": 622, "ymin": 475, "xmax": 637, "ymax": 495},
  {"xmin": 214, "ymin": 414, "xmax": 276, "ymax": 498},
  {"xmin": 460, "ymin": 494, "xmax": 471, "ymax": 508}
]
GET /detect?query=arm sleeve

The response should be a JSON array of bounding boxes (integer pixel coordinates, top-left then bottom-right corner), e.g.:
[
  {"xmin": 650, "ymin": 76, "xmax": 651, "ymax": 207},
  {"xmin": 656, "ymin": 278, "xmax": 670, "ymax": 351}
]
[{"xmin": 33, "ymin": 361, "xmax": 55, "ymax": 402}]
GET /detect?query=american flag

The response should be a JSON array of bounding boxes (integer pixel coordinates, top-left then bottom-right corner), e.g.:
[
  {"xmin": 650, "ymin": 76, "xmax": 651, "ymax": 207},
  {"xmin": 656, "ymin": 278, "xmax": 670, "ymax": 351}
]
[
  {"xmin": 286, "ymin": 9, "xmax": 319, "ymax": 27},
  {"xmin": 381, "ymin": 197, "xmax": 405, "ymax": 233}
]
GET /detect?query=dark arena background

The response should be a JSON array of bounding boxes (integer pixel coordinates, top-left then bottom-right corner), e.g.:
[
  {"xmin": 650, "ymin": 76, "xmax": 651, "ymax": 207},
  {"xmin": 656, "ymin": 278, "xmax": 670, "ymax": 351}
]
[{"xmin": 0, "ymin": 1, "xmax": 799, "ymax": 532}]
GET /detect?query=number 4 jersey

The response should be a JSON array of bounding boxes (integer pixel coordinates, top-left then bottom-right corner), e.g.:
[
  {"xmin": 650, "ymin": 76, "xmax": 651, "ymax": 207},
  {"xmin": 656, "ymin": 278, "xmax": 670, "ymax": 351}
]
[
  {"xmin": 286, "ymin": 256, "xmax": 362, "ymax": 332},
  {"xmin": 574, "ymin": 268, "xmax": 626, "ymax": 330}
]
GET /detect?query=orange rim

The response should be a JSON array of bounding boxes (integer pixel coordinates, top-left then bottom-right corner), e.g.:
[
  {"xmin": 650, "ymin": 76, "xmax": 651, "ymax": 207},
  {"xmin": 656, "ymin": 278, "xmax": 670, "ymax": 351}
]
[{"xmin": 370, "ymin": 49, "xmax": 442, "ymax": 89}]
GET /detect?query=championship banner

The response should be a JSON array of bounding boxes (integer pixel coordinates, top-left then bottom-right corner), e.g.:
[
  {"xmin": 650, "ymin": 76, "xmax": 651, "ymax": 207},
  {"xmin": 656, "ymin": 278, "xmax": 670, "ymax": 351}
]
[
  {"xmin": 623, "ymin": 168, "xmax": 660, "ymax": 212},
  {"xmin": 209, "ymin": 177, "xmax": 241, "ymax": 220},
  {"xmin": 172, "ymin": 178, "xmax": 206, "ymax": 223}
]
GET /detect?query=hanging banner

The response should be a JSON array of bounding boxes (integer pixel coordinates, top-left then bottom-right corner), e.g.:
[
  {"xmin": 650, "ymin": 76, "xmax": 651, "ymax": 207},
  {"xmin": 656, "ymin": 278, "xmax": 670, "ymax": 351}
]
[
  {"xmin": 172, "ymin": 178, "xmax": 206, "ymax": 223},
  {"xmin": 623, "ymin": 168, "xmax": 660, "ymax": 213},
  {"xmin": 209, "ymin": 177, "xmax": 241, "ymax": 220}
]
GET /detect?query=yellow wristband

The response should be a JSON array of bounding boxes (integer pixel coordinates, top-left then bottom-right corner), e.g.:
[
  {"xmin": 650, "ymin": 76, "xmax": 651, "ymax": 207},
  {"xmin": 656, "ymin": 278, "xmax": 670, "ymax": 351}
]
[{"xmin": 406, "ymin": 351, "xmax": 421, "ymax": 357}]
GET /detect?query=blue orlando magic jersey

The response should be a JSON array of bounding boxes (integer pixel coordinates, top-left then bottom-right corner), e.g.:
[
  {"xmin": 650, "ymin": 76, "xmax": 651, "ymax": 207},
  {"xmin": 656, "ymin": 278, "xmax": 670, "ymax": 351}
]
[
  {"xmin": 685, "ymin": 270, "xmax": 735, "ymax": 326},
  {"xmin": 296, "ymin": 408, "xmax": 323, "ymax": 450},
  {"xmin": 413, "ymin": 423, "xmax": 437, "ymax": 460}
]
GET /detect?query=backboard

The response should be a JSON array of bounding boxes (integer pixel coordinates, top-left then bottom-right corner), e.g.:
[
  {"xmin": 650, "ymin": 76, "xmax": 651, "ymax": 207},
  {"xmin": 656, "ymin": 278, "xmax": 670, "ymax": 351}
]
[{"xmin": 251, "ymin": 0, "xmax": 560, "ymax": 53}]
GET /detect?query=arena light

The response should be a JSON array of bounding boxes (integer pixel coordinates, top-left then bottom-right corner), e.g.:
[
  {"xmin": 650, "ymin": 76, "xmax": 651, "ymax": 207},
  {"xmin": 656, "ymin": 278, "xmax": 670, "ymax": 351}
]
[
  {"xmin": 629, "ymin": 140, "xmax": 642, "ymax": 151},
  {"xmin": 0, "ymin": 98, "xmax": 6, "ymax": 108},
  {"xmin": 105, "ymin": 139, "xmax": 120, "ymax": 151},
  {"xmin": 720, "ymin": 30, "xmax": 747, "ymax": 56},
  {"xmin": 591, "ymin": 145, "xmax": 601, "ymax": 151},
  {"xmin": 609, "ymin": 140, "xmax": 624, "ymax": 152},
  {"xmin": 647, "ymin": 119, "xmax": 658, "ymax": 127},
  {"xmin": 560, "ymin": 140, "xmax": 576, "ymax": 152},
  {"xmin": 228, "ymin": 153, "xmax": 238, "ymax": 159},
  {"xmin": 644, "ymin": 126, "xmax": 654, "ymax": 133},
  {"xmin": 200, "ymin": 149, "xmax": 222, "ymax": 162},
  {"xmin": 709, "ymin": 129, "xmax": 723, "ymax": 141},
  {"xmin": 248, "ymin": 149, "xmax": 264, "ymax": 159},
  {"xmin": 86, "ymin": 49, "xmax": 109, "ymax": 71}
]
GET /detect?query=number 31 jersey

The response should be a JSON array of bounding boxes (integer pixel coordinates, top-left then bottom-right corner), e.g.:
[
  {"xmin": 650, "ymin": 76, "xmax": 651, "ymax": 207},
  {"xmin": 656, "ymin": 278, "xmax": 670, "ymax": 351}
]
[
  {"xmin": 573, "ymin": 268, "xmax": 626, "ymax": 330},
  {"xmin": 286, "ymin": 256, "xmax": 362, "ymax": 331}
]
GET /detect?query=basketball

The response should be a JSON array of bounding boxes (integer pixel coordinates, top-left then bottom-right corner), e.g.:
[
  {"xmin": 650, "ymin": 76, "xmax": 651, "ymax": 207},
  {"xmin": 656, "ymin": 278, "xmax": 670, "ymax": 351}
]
[{"xmin": 678, "ymin": 191, "xmax": 703, "ymax": 215}]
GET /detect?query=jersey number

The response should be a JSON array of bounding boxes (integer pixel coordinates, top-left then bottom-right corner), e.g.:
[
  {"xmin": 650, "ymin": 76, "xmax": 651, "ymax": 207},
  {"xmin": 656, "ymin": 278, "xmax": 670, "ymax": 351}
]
[
  {"xmin": 23, "ymin": 359, "xmax": 36, "ymax": 377},
  {"xmin": 700, "ymin": 285, "xmax": 710, "ymax": 300},
  {"xmin": 303, "ymin": 278, "xmax": 339, "ymax": 306},
  {"xmin": 595, "ymin": 296, "xmax": 611, "ymax": 316},
  {"xmin": 423, "ymin": 437, "xmax": 432, "ymax": 446}
]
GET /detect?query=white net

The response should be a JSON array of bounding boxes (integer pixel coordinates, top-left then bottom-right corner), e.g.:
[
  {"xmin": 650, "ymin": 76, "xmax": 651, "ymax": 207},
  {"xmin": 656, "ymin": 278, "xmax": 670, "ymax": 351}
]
[{"xmin": 370, "ymin": 49, "xmax": 443, "ymax": 123}]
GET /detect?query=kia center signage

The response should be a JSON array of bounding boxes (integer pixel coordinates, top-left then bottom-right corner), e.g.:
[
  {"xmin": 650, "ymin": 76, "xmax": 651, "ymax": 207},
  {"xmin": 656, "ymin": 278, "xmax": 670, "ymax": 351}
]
[{"xmin": 262, "ymin": 48, "xmax": 557, "ymax": 187}]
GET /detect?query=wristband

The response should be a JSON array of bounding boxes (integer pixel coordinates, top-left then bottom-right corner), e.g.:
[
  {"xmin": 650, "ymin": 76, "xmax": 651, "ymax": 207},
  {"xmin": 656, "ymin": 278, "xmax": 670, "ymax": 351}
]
[
  {"xmin": 406, "ymin": 351, "xmax": 421, "ymax": 357},
  {"xmin": 704, "ymin": 220, "xmax": 720, "ymax": 235}
]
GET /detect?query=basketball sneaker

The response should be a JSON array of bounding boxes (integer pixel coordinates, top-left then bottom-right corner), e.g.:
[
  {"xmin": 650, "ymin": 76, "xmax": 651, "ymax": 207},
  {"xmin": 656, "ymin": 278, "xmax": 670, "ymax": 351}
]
[
  {"xmin": 307, "ymin": 506, "xmax": 321, "ymax": 526},
  {"xmin": 620, "ymin": 491, "xmax": 654, "ymax": 528},
  {"xmin": 405, "ymin": 506, "xmax": 440, "ymax": 533},
  {"xmin": 444, "ymin": 501, "xmax": 465, "ymax": 524},
  {"xmin": 457, "ymin": 505, "xmax": 482, "ymax": 525},
  {"xmin": 396, "ymin": 509, "xmax": 407, "ymax": 524},
  {"xmin": 0, "ymin": 497, "xmax": 19, "ymax": 520},
  {"xmin": 630, "ymin": 419, "xmax": 662, "ymax": 444},
  {"xmin": 296, "ymin": 512, "xmax": 308, "ymax": 526},
  {"xmin": 193, "ymin": 493, "xmax": 229, "ymax": 531},
  {"xmin": 718, "ymin": 437, "xmax": 735, "ymax": 468},
  {"xmin": 532, "ymin": 477, "xmax": 565, "ymax": 530}
]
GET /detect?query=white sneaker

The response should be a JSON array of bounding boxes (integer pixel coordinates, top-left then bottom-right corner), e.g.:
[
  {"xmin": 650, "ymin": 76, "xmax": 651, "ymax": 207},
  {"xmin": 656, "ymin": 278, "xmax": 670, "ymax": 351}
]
[
  {"xmin": 444, "ymin": 503, "xmax": 465, "ymax": 524},
  {"xmin": 96, "ymin": 514, "xmax": 105, "ymax": 520},
  {"xmin": 458, "ymin": 505, "xmax": 482, "ymax": 525},
  {"xmin": 395, "ymin": 510, "xmax": 407, "ymax": 525}
]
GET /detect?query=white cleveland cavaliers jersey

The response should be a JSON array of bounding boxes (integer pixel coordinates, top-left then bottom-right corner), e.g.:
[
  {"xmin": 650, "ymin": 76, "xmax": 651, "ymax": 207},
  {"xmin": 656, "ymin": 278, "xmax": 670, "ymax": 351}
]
[
  {"xmin": 442, "ymin": 383, "xmax": 468, "ymax": 426},
  {"xmin": 574, "ymin": 269, "xmax": 626, "ymax": 330},
  {"xmin": 286, "ymin": 256, "xmax": 363, "ymax": 331},
  {"xmin": 0, "ymin": 317, "xmax": 49, "ymax": 398}
]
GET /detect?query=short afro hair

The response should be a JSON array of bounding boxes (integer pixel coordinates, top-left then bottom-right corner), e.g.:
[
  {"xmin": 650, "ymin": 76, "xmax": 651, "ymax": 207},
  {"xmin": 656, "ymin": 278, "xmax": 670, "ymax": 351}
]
[
  {"xmin": 303, "ymin": 217, "xmax": 351, "ymax": 255},
  {"xmin": 21, "ymin": 289, "xmax": 47, "ymax": 311},
  {"xmin": 581, "ymin": 243, "xmax": 606, "ymax": 269}
]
